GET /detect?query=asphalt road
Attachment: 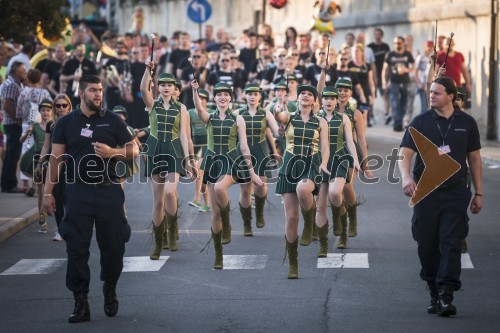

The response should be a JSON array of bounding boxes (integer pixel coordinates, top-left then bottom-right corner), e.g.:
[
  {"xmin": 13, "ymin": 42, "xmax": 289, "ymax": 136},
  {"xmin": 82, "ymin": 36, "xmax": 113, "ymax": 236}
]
[{"xmin": 1, "ymin": 138, "xmax": 499, "ymax": 333}]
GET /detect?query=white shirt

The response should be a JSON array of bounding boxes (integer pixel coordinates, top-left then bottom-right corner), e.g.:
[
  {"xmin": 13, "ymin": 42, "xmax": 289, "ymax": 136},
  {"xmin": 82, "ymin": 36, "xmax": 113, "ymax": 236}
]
[{"xmin": 7, "ymin": 53, "xmax": 31, "ymax": 73}]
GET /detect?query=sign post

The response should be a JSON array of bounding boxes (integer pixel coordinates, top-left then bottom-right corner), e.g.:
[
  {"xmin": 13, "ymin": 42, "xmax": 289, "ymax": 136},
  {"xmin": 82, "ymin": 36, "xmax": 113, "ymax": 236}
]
[{"xmin": 187, "ymin": 0, "xmax": 212, "ymax": 39}]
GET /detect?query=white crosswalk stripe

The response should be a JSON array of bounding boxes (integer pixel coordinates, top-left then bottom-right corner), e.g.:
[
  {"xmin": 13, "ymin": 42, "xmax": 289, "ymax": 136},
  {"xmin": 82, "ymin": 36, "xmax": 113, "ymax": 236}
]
[
  {"xmin": 317, "ymin": 253, "xmax": 369, "ymax": 268},
  {"xmin": 222, "ymin": 255, "xmax": 268, "ymax": 269},
  {"xmin": 0, "ymin": 259, "xmax": 66, "ymax": 275},
  {"xmin": 123, "ymin": 256, "xmax": 169, "ymax": 272},
  {"xmin": 461, "ymin": 253, "xmax": 474, "ymax": 269}
]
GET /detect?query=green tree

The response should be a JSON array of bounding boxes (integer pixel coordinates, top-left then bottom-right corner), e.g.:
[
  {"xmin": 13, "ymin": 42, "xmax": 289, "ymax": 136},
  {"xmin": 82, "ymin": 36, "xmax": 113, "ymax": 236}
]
[{"xmin": 0, "ymin": 0, "xmax": 67, "ymax": 43}]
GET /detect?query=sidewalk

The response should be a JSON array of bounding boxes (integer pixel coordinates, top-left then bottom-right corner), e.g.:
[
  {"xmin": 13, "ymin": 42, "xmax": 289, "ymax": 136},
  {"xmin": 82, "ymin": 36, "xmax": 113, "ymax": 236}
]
[{"xmin": 1, "ymin": 124, "xmax": 500, "ymax": 245}]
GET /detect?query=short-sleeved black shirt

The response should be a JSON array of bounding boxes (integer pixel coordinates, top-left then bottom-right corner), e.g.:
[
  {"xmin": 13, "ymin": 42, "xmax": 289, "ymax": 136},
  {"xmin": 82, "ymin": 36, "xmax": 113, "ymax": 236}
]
[
  {"xmin": 304, "ymin": 64, "xmax": 338, "ymax": 87},
  {"xmin": 400, "ymin": 108, "xmax": 481, "ymax": 187},
  {"xmin": 51, "ymin": 108, "xmax": 133, "ymax": 183},
  {"xmin": 62, "ymin": 58, "xmax": 97, "ymax": 97},
  {"xmin": 384, "ymin": 51, "xmax": 415, "ymax": 84}
]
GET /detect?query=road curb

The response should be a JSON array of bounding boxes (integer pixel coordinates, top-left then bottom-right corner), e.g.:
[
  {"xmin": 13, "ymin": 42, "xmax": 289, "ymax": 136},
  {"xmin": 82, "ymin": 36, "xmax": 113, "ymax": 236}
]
[{"xmin": 0, "ymin": 207, "xmax": 39, "ymax": 244}]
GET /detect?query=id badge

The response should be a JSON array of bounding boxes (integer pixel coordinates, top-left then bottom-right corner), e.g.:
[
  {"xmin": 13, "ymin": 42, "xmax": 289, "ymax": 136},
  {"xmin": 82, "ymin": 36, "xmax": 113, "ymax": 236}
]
[
  {"xmin": 81, "ymin": 128, "xmax": 93, "ymax": 138},
  {"xmin": 438, "ymin": 145, "xmax": 451, "ymax": 155}
]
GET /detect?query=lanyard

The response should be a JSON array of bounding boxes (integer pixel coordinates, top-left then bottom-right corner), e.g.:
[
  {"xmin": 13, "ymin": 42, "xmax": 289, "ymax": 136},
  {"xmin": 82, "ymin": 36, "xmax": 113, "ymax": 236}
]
[{"xmin": 436, "ymin": 114, "xmax": 454, "ymax": 146}]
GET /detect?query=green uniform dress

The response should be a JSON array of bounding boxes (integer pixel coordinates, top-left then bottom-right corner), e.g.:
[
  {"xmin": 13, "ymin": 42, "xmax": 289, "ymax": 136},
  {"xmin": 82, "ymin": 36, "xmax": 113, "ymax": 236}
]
[
  {"xmin": 188, "ymin": 108, "xmax": 208, "ymax": 158},
  {"xmin": 276, "ymin": 111, "xmax": 323, "ymax": 195},
  {"xmin": 319, "ymin": 110, "xmax": 349, "ymax": 181},
  {"xmin": 200, "ymin": 109, "xmax": 245, "ymax": 184},
  {"xmin": 116, "ymin": 125, "xmax": 139, "ymax": 178},
  {"xmin": 269, "ymin": 100, "xmax": 298, "ymax": 154},
  {"xmin": 237, "ymin": 106, "xmax": 270, "ymax": 177},
  {"xmin": 143, "ymin": 97, "xmax": 185, "ymax": 177},
  {"xmin": 19, "ymin": 122, "xmax": 45, "ymax": 177},
  {"xmin": 337, "ymin": 102, "xmax": 363, "ymax": 168}
]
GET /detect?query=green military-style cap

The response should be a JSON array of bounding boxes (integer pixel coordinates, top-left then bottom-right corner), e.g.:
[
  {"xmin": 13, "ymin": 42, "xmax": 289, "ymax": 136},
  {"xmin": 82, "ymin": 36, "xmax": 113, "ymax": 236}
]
[
  {"xmin": 244, "ymin": 83, "xmax": 262, "ymax": 93},
  {"xmin": 286, "ymin": 73, "xmax": 298, "ymax": 82},
  {"xmin": 456, "ymin": 87, "xmax": 466, "ymax": 99},
  {"xmin": 322, "ymin": 86, "xmax": 338, "ymax": 98},
  {"xmin": 213, "ymin": 82, "xmax": 233, "ymax": 96},
  {"xmin": 297, "ymin": 84, "xmax": 318, "ymax": 99},
  {"xmin": 335, "ymin": 78, "xmax": 353, "ymax": 89},
  {"xmin": 112, "ymin": 105, "xmax": 127, "ymax": 117},
  {"xmin": 39, "ymin": 98, "xmax": 53, "ymax": 109},
  {"xmin": 158, "ymin": 73, "xmax": 176, "ymax": 83},
  {"xmin": 198, "ymin": 88, "xmax": 210, "ymax": 100},
  {"xmin": 274, "ymin": 81, "xmax": 288, "ymax": 90},
  {"xmin": 174, "ymin": 78, "xmax": 182, "ymax": 90}
]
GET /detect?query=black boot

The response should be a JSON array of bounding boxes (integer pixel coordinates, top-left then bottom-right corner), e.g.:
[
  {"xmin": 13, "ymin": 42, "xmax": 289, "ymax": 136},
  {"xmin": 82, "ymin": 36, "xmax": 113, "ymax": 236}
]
[
  {"xmin": 103, "ymin": 282, "xmax": 119, "ymax": 317},
  {"xmin": 426, "ymin": 281, "xmax": 439, "ymax": 314},
  {"xmin": 437, "ymin": 285, "xmax": 457, "ymax": 317},
  {"xmin": 68, "ymin": 292, "xmax": 90, "ymax": 323}
]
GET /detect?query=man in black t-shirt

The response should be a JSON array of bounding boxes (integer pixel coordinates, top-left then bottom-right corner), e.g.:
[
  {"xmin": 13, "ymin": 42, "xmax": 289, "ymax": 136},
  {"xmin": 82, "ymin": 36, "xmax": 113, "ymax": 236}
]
[
  {"xmin": 238, "ymin": 32, "xmax": 258, "ymax": 75},
  {"xmin": 336, "ymin": 52, "xmax": 366, "ymax": 105},
  {"xmin": 167, "ymin": 32, "xmax": 191, "ymax": 78},
  {"xmin": 260, "ymin": 48, "xmax": 288, "ymax": 96},
  {"xmin": 180, "ymin": 49, "xmax": 209, "ymax": 109},
  {"xmin": 382, "ymin": 36, "xmax": 415, "ymax": 131},
  {"xmin": 42, "ymin": 45, "xmax": 67, "ymax": 98},
  {"xmin": 304, "ymin": 48, "xmax": 338, "ymax": 87},
  {"xmin": 207, "ymin": 53, "xmax": 242, "ymax": 100},
  {"xmin": 368, "ymin": 28, "xmax": 391, "ymax": 119},
  {"xmin": 42, "ymin": 75, "xmax": 137, "ymax": 323},
  {"xmin": 104, "ymin": 41, "xmax": 131, "ymax": 109},
  {"xmin": 60, "ymin": 43, "xmax": 97, "ymax": 107}
]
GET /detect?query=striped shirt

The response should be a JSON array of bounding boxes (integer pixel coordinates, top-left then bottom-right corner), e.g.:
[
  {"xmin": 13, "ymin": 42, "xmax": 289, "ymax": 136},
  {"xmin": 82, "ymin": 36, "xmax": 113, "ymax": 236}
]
[{"xmin": 0, "ymin": 75, "xmax": 23, "ymax": 125}]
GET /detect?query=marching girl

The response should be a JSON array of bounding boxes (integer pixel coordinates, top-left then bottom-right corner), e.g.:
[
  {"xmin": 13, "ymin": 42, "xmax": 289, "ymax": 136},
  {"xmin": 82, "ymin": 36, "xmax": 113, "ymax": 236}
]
[
  {"xmin": 274, "ymin": 84, "xmax": 330, "ymax": 279},
  {"xmin": 332, "ymin": 78, "xmax": 373, "ymax": 248},
  {"xmin": 315, "ymin": 68, "xmax": 362, "ymax": 254},
  {"xmin": 141, "ymin": 60, "xmax": 194, "ymax": 259},
  {"xmin": 233, "ymin": 83, "xmax": 280, "ymax": 236},
  {"xmin": 191, "ymin": 80, "xmax": 264, "ymax": 269}
]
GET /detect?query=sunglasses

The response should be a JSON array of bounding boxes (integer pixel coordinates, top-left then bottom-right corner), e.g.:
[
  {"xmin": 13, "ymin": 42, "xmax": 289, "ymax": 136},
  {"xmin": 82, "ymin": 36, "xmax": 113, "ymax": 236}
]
[
  {"xmin": 318, "ymin": 52, "xmax": 326, "ymax": 55},
  {"xmin": 277, "ymin": 54, "xmax": 286, "ymax": 58},
  {"xmin": 221, "ymin": 59, "xmax": 230, "ymax": 62},
  {"xmin": 340, "ymin": 58, "xmax": 348, "ymax": 61},
  {"xmin": 291, "ymin": 53, "xmax": 298, "ymax": 57},
  {"xmin": 192, "ymin": 55, "xmax": 201, "ymax": 59},
  {"xmin": 231, "ymin": 56, "xmax": 238, "ymax": 60},
  {"xmin": 55, "ymin": 103, "xmax": 69, "ymax": 108}
]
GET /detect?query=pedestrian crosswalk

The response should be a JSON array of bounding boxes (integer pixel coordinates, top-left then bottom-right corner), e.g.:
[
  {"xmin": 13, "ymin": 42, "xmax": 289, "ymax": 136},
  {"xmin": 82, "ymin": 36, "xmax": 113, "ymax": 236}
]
[{"xmin": 0, "ymin": 253, "xmax": 476, "ymax": 276}]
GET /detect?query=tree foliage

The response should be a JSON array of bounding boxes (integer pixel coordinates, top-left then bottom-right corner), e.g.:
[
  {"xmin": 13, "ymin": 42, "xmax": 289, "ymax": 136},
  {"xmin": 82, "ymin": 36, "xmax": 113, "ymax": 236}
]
[{"xmin": 0, "ymin": 0, "xmax": 68, "ymax": 43}]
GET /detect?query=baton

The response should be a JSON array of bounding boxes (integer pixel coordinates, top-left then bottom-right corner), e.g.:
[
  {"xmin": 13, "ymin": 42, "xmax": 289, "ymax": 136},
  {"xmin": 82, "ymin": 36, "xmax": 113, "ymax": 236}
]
[
  {"xmin": 325, "ymin": 38, "xmax": 331, "ymax": 66},
  {"xmin": 148, "ymin": 34, "xmax": 156, "ymax": 92},
  {"xmin": 443, "ymin": 32, "xmax": 455, "ymax": 68}
]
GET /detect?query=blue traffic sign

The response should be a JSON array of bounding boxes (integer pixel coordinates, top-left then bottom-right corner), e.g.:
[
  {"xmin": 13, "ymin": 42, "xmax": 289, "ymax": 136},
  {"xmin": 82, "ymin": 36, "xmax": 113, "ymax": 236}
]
[{"xmin": 187, "ymin": 0, "xmax": 212, "ymax": 24}]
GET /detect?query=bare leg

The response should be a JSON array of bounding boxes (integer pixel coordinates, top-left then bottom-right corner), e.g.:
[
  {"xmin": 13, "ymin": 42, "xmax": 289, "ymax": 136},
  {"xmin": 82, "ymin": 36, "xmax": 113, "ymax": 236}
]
[
  {"xmin": 150, "ymin": 174, "xmax": 166, "ymax": 226},
  {"xmin": 283, "ymin": 193, "xmax": 300, "ymax": 242}
]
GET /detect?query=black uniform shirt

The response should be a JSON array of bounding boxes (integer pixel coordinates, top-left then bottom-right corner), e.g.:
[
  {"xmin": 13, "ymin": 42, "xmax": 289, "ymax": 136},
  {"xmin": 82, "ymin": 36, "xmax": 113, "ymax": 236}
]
[
  {"xmin": 52, "ymin": 108, "xmax": 133, "ymax": 183},
  {"xmin": 400, "ymin": 108, "xmax": 481, "ymax": 187}
]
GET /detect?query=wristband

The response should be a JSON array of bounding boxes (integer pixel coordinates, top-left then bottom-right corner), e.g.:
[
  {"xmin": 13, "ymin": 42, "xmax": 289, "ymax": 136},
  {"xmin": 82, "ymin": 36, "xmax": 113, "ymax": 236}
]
[
  {"xmin": 474, "ymin": 193, "xmax": 483, "ymax": 197},
  {"xmin": 43, "ymin": 193, "xmax": 53, "ymax": 197}
]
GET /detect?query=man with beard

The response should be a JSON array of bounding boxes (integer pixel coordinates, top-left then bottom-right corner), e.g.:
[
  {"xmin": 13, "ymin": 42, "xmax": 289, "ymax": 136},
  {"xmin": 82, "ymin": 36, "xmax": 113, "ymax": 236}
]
[
  {"xmin": 42, "ymin": 75, "xmax": 138, "ymax": 323},
  {"xmin": 180, "ymin": 48, "xmax": 209, "ymax": 109},
  {"xmin": 260, "ymin": 48, "xmax": 288, "ymax": 98},
  {"xmin": 61, "ymin": 43, "xmax": 97, "ymax": 108},
  {"xmin": 104, "ymin": 41, "xmax": 132, "ymax": 109},
  {"xmin": 207, "ymin": 53, "xmax": 243, "ymax": 100}
]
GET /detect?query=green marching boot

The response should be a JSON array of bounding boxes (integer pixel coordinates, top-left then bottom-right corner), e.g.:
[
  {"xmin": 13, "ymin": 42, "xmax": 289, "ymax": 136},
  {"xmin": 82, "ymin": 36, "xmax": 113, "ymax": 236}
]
[
  {"xmin": 162, "ymin": 215, "xmax": 169, "ymax": 249},
  {"xmin": 212, "ymin": 229, "xmax": 223, "ymax": 269},
  {"xmin": 150, "ymin": 222, "xmax": 164, "ymax": 260},
  {"xmin": 240, "ymin": 203, "xmax": 253, "ymax": 236},
  {"xmin": 300, "ymin": 201, "xmax": 316, "ymax": 246},
  {"xmin": 254, "ymin": 194, "xmax": 267, "ymax": 228},
  {"xmin": 331, "ymin": 204, "xmax": 343, "ymax": 236},
  {"xmin": 167, "ymin": 211, "xmax": 179, "ymax": 251},
  {"xmin": 317, "ymin": 222, "xmax": 329, "ymax": 258},
  {"xmin": 347, "ymin": 202, "xmax": 358, "ymax": 237},
  {"xmin": 219, "ymin": 202, "xmax": 232, "ymax": 244},
  {"xmin": 461, "ymin": 238, "xmax": 468, "ymax": 253},
  {"xmin": 285, "ymin": 237, "xmax": 299, "ymax": 279},
  {"xmin": 312, "ymin": 223, "xmax": 319, "ymax": 241},
  {"xmin": 337, "ymin": 213, "xmax": 348, "ymax": 249}
]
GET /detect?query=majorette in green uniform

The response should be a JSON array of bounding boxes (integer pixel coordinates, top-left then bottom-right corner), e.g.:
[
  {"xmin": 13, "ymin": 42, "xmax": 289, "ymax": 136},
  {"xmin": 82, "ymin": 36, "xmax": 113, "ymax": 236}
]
[
  {"xmin": 333, "ymin": 78, "xmax": 373, "ymax": 248},
  {"xmin": 191, "ymin": 80, "xmax": 264, "ymax": 270},
  {"xmin": 187, "ymin": 89, "xmax": 211, "ymax": 212},
  {"xmin": 234, "ymin": 83, "xmax": 280, "ymax": 236},
  {"xmin": 315, "ymin": 86, "xmax": 361, "ymax": 256},
  {"xmin": 141, "ymin": 66, "xmax": 194, "ymax": 260},
  {"xmin": 274, "ymin": 84, "xmax": 330, "ymax": 279},
  {"xmin": 268, "ymin": 75, "xmax": 299, "ymax": 156}
]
